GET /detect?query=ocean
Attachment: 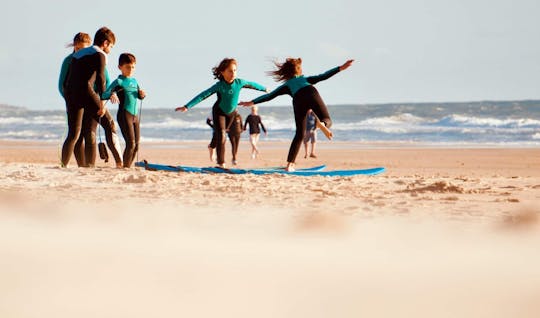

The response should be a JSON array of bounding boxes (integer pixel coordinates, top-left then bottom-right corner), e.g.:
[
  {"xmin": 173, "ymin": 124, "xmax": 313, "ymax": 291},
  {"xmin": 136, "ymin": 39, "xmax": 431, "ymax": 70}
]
[{"xmin": 1, "ymin": 101, "xmax": 540, "ymax": 146}]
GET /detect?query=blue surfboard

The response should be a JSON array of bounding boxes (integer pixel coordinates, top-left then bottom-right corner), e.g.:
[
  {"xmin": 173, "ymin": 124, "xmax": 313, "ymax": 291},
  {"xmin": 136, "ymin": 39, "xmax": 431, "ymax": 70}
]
[
  {"xmin": 135, "ymin": 160, "xmax": 202, "ymax": 173},
  {"xmin": 135, "ymin": 161, "xmax": 328, "ymax": 173},
  {"xmin": 201, "ymin": 166, "xmax": 386, "ymax": 176}
]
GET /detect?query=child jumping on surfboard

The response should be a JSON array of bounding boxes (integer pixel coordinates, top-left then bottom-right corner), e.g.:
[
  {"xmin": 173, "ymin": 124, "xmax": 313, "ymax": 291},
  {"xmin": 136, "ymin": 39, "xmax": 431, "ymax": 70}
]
[
  {"xmin": 239, "ymin": 58, "xmax": 354, "ymax": 171},
  {"xmin": 175, "ymin": 58, "xmax": 267, "ymax": 168}
]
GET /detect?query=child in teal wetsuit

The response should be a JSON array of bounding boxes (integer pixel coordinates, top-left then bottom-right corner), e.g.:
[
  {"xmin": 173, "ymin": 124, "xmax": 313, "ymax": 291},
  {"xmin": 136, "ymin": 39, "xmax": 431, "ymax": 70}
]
[
  {"xmin": 102, "ymin": 53, "xmax": 146, "ymax": 168},
  {"xmin": 176, "ymin": 58, "xmax": 267, "ymax": 167},
  {"xmin": 240, "ymin": 58, "xmax": 354, "ymax": 171}
]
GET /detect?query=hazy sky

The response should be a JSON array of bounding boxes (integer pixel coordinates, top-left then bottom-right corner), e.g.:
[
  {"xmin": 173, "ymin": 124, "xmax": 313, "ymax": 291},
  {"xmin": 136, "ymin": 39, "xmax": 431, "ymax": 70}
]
[{"xmin": 1, "ymin": 0, "xmax": 539, "ymax": 110}]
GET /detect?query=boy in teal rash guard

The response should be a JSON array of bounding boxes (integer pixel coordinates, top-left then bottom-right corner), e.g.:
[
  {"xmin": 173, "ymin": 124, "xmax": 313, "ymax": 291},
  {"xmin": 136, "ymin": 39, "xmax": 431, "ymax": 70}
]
[
  {"xmin": 240, "ymin": 58, "xmax": 354, "ymax": 171},
  {"xmin": 103, "ymin": 53, "xmax": 146, "ymax": 168},
  {"xmin": 176, "ymin": 58, "xmax": 266, "ymax": 167}
]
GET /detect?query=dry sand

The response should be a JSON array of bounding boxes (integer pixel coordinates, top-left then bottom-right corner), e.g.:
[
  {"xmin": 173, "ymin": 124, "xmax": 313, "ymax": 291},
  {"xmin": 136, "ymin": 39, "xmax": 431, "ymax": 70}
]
[{"xmin": 1, "ymin": 140, "xmax": 539, "ymax": 317}]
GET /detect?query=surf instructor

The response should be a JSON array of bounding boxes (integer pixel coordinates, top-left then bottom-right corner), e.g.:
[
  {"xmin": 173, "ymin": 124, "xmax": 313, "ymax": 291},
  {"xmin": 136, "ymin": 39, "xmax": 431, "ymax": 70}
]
[{"xmin": 61, "ymin": 27, "xmax": 116, "ymax": 167}]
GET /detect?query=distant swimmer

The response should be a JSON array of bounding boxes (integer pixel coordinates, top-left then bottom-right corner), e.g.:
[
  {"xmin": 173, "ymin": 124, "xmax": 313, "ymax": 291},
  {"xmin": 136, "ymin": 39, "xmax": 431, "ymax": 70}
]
[
  {"xmin": 240, "ymin": 58, "xmax": 354, "ymax": 171},
  {"xmin": 175, "ymin": 58, "xmax": 267, "ymax": 168},
  {"xmin": 243, "ymin": 105, "xmax": 267, "ymax": 159}
]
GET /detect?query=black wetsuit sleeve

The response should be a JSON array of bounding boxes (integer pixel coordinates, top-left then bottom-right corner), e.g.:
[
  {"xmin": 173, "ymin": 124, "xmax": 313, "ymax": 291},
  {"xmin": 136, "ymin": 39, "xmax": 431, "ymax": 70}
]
[
  {"xmin": 259, "ymin": 117, "xmax": 266, "ymax": 133},
  {"xmin": 94, "ymin": 53, "xmax": 107, "ymax": 97},
  {"xmin": 243, "ymin": 117, "xmax": 249, "ymax": 130},
  {"xmin": 306, "ymin": 66, "xmax": 340, "ymax": 85},
  {"xmin": 206, "ymin": 118, "xmax": 214, "ymax": 129},
  {"xmin": 252, "ymin": 85, "xmax": 290, "ymax": 104}
]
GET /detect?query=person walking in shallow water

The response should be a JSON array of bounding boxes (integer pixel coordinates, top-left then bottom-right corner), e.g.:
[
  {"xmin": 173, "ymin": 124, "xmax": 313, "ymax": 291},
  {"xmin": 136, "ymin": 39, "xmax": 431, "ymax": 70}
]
[
  {"xmin": 240, "ymin": 58, "xmax": 354, "ymax": 171},
  {"xmin": 243, "ymin": 105, "xmax": 267, "ymax": 159}
]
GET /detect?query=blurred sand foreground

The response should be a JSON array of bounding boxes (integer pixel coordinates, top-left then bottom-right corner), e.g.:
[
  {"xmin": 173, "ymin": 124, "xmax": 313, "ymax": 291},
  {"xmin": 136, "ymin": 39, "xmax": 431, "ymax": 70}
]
[{"xmin": 1, "ymin": 140, "xmax": 539, "ymax": 317}]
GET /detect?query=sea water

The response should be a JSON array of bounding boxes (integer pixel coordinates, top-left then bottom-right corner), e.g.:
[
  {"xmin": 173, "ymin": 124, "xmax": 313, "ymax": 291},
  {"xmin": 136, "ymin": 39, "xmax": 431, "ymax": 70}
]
[{"xmin": 1, "ymin": 100, "xmax": 539, "ymax": 146}]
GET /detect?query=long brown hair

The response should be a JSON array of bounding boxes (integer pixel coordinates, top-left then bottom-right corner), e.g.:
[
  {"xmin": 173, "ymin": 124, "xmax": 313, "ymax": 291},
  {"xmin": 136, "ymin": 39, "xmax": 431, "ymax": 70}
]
[
  {"xmin": 268, "ymin": 57, "xmax": 302, "ymax": 82},
  {"xmin": 212, "ymin": 58, "xmax": 237, "ymax": 80}
]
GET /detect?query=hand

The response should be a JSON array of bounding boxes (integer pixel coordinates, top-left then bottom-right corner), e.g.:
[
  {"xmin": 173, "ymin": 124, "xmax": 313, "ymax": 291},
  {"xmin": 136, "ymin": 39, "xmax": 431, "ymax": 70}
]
[
  {"xmin": 339, "ymin": 59, "xmax": 354, "ymax": 71},
  {"xmin": 139, "ymin": 89, "xmax": 146, "ymax": 99},
  {"xmin": 110, "ymin": 92, "xmax": 119, "ymax": 104},
  {"xmin": 175, "ymin": 106, "xmax": 188, "ymax": 112},
  {"xmin": 238, "ymin": 101, "xmax": 254, "ymax": 107},
  {"xmin": 97, "ymin": 106, "xmax": 106, "ymax": 117}
]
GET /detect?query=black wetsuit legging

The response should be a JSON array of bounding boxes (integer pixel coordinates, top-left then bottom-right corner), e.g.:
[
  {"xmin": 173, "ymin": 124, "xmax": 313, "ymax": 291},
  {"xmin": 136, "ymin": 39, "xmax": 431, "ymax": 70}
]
[
  {"xmin": 212, "ymin": 105, "xmax": 236, "ymax": 165},
  {"xmin": 227, "ymin": 114, "xmax": 242, "ymax": 162},
  {"xmin": 117, "ymin": 109, "xmax": 140, "ymax": 168},
  {"xmin": 288, "ymin": 85, "xmax": 332, "ymax": 163},
  {"xmin": 99, "ymin": 110, "xmax": 122, "ymax": 165},
  {"xmin": 62, "ymin": 91, "xmax": 102, "ymax": 167}
]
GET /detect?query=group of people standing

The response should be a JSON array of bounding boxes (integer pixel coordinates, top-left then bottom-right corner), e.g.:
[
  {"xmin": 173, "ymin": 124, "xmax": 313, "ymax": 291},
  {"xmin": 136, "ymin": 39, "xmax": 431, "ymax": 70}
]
[
  {"xmin": 59, "ymin": 27, "xmax": 145, "ymax": 169},
  {"xmin": 59, "ymin": 27, "xmax": 354, "ymax": 171}
]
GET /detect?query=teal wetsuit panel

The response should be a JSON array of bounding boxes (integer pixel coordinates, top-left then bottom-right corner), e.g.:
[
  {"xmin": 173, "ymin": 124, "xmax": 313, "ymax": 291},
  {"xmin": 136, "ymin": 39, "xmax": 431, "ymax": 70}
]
[
  {"xmin": 185, "ymin": 78, "xmax": 266, "ymax": 114},
  {"xmin": 103, "ymin": 75, "xmax": 141, "ymax": 115}
]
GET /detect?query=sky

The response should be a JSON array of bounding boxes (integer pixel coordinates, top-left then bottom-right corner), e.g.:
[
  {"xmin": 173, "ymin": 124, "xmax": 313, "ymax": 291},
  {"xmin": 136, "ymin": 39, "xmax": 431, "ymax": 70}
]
[{"xmin": 1, "ymin": 0, "xmax": 539, "ymax": 110}]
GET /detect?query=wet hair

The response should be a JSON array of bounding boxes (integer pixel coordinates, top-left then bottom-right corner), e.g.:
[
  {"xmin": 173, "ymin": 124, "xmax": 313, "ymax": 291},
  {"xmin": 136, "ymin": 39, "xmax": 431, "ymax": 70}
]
[
  {"xmin": 119, "ymin": 53, "xmax": 136, "ymax": 66},
  {"xmin": 268, "ymin": 57, "xmax": 302, "ymax": 82},
  {"xmin": 212, "ymin": 58, "xmax": 237, "ymax": 80},
  {"xmin": 66, "ymin": 32, "xmax": 91, "ymax": 48},
  {"xmin": 93, "ymin": 26, "xmax": 116, "ymax": 46}
]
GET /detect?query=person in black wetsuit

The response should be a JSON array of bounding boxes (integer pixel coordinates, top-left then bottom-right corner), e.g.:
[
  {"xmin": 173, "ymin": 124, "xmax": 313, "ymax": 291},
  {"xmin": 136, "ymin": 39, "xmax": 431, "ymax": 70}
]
[
  {"xmin": 59, "ymin": 32, "xmax": 123, "ymax": 168},
  {"xmin": 226, "ymin": 112, "xmax": 243, "ymax": 165},
  {"xmin": 240, "ymin": 58, "xmax": 354, "ymax": 171},
  {"xmin": 61, "ymin": 27, "xmax": 116, "ymax": 168},
  {"xmin": 243, "ymin": 105, "xmax": 267, "ymax": 159},
  {"xmin": 58, "ymin": 32, "xmax": 91, "ymax": 167}
]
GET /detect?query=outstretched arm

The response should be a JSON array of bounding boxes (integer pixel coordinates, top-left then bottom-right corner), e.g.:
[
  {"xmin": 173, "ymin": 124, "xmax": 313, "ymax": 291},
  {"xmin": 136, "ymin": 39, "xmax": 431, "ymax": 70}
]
[
  {"xmin": 306, "ymin": 59, "xmax": 355, "ymax": 85},
  {"xmin": 241, "ymin": 79, "xmax": 267, "ymax": 92},
  {"xmin": 175, "ymin": 83, "xmax": 218, "ymax": 112},
  {"xmin": 239, "ymin": 85, "xmax": 290, "ymax": 107},
  {"xmin": 339, "ymin": 59, "xmax": 354, "ymax": 71}
]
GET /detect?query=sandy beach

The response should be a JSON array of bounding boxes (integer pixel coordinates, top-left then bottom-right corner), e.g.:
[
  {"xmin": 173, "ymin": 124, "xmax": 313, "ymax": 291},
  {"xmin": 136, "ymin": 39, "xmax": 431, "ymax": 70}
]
[{"xmin": 1, "ymin": 139, "xmax": 539, "ymax": 317}]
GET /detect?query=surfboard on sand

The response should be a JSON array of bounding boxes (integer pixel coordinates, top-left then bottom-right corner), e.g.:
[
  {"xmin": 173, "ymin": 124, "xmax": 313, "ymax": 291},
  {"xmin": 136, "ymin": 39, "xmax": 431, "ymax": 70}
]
[
  {"xmin": 201, "ymin": 166, "xmax": 386, "ymax": 177},
  {"xmin": 135, "ymin": 161, "xmax": 328, "ymax": 173}
]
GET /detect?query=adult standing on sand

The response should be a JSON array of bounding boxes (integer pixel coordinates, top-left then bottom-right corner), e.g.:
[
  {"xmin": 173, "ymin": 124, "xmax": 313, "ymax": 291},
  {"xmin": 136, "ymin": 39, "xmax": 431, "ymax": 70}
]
[
  {"xmin": 61, "ymin": 27, "xmax": 116, "ymax": 167},
  {"xmin": 59, "ymin": 32, "xmax": 122, "ymax": 168}
]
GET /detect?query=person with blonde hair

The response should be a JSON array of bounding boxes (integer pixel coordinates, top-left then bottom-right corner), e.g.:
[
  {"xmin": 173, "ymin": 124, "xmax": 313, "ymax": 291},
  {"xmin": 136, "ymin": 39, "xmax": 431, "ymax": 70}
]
[{"xmin": 243, "ymin": 105, "xmax": 267, "ymax": 159}]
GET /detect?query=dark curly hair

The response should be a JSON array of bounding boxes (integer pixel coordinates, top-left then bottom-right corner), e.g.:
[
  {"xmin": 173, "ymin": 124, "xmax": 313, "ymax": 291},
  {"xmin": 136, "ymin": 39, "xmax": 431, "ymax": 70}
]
[
  {"xmin": 268, "ymin": 57, "xmax": 302, "ymax": 82},
  {"xmin": 212, "ymin": 58, "xmax": 237, "ymax": 80}
]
